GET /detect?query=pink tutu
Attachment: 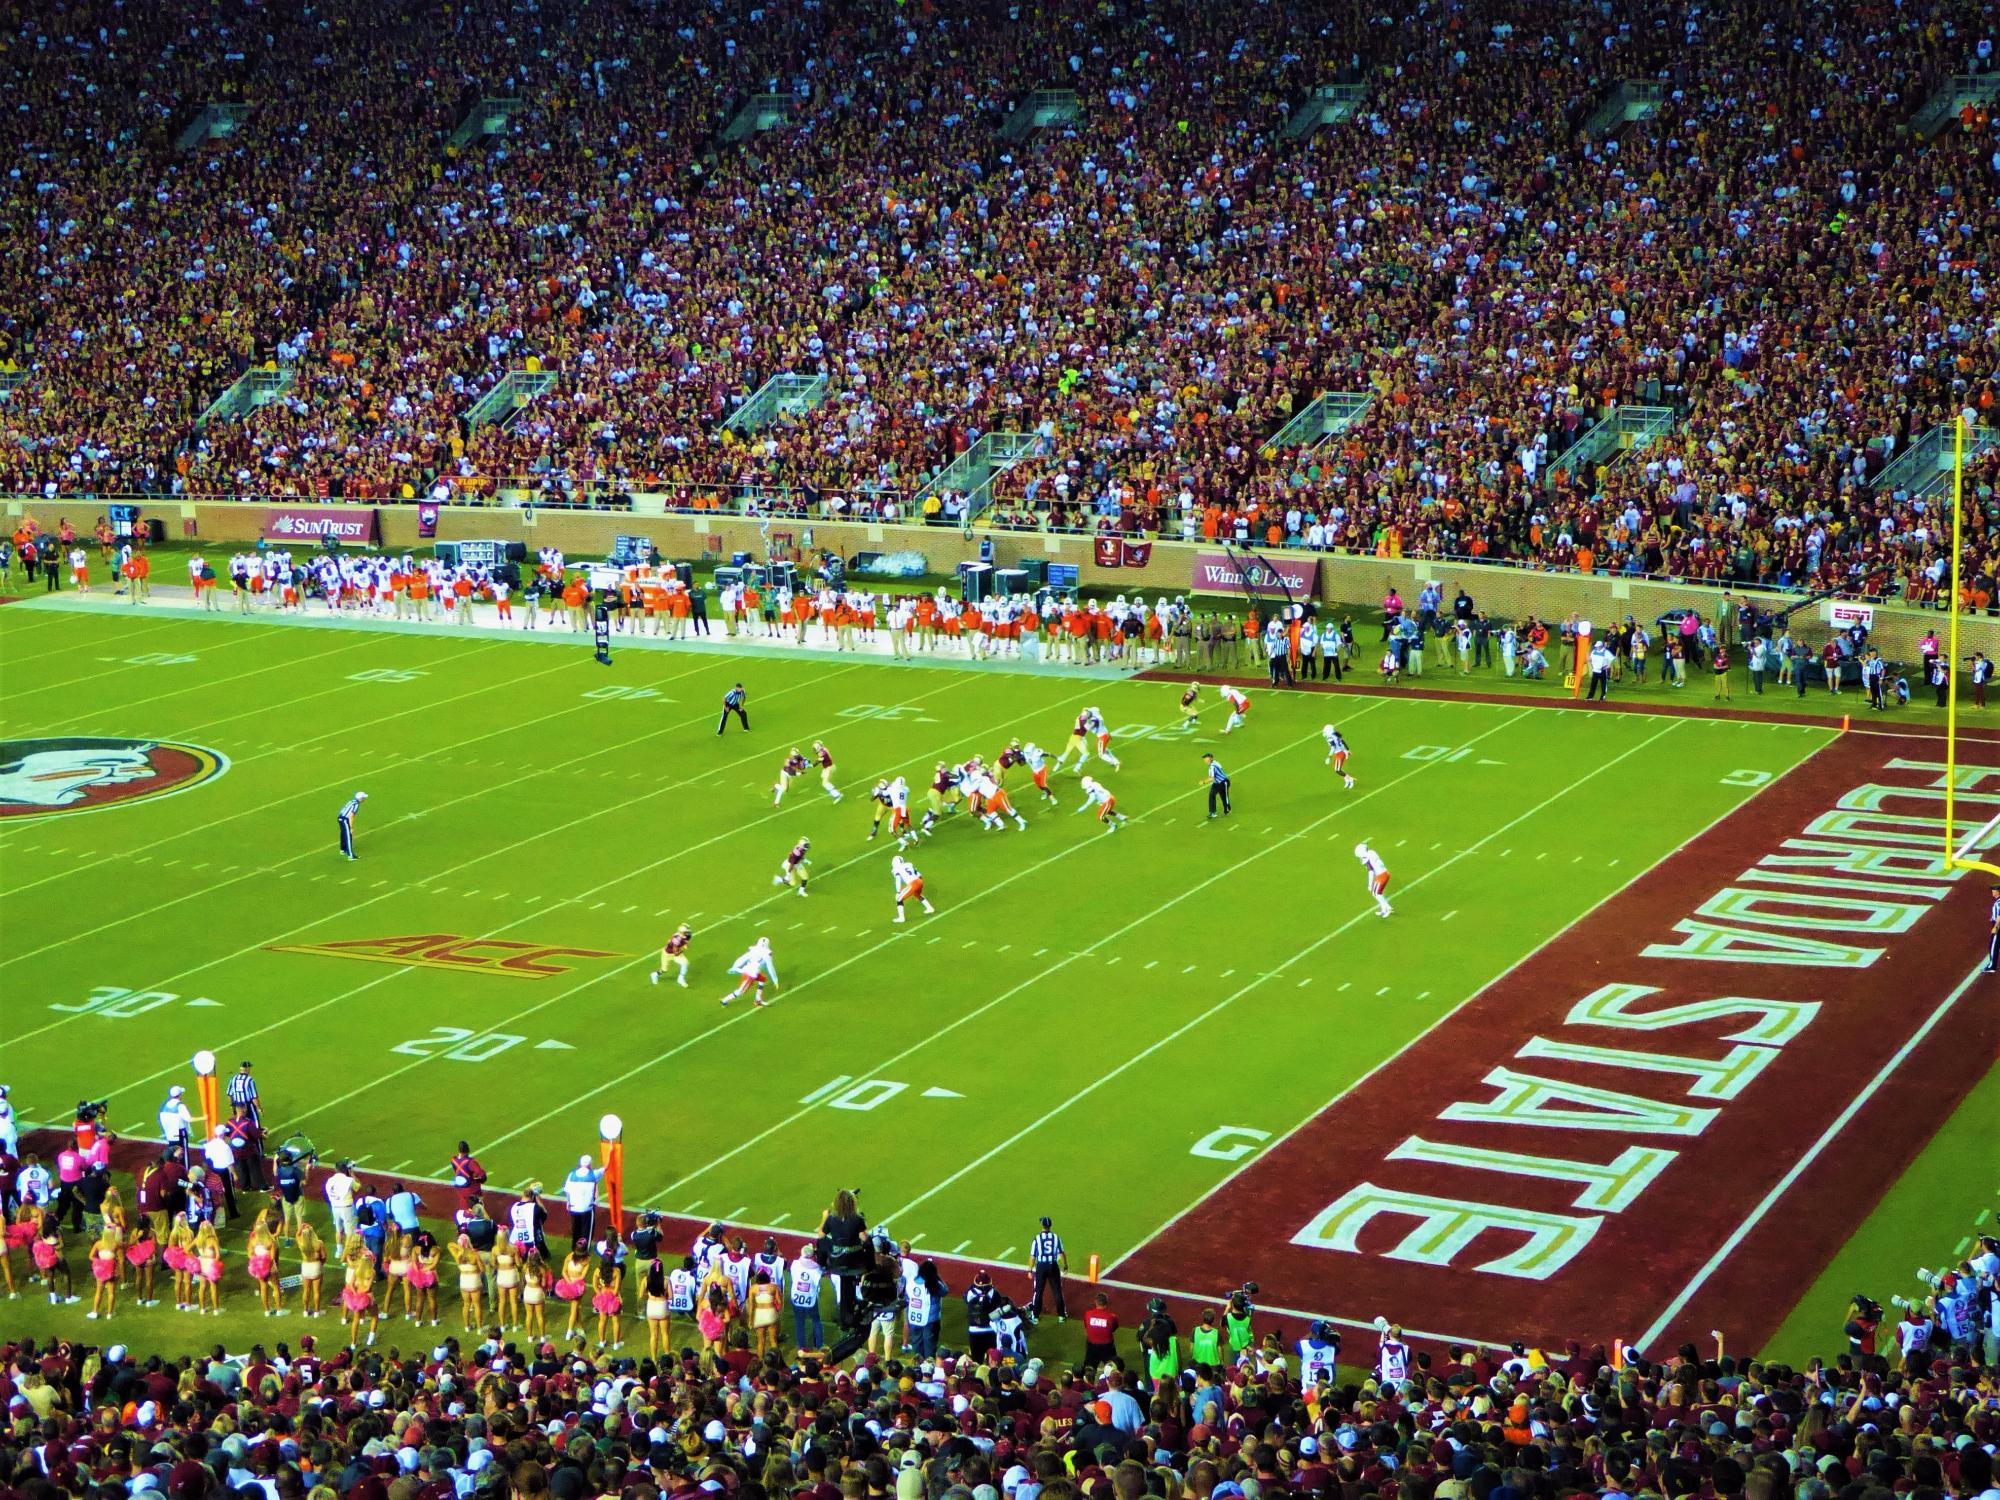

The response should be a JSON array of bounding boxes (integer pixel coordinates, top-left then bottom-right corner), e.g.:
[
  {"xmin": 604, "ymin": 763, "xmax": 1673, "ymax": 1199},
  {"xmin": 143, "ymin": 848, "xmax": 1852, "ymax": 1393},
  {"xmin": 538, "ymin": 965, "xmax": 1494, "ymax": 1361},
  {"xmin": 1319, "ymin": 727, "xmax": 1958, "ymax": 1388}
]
[
  {"xmin": 553, "ymin": 1277, "xmax": 586, "ymax": 1301},
  {"xmin": 407, "ymin": 1267, "xmax": 437, "ymax": 1290},
  {"xmin": 31, "ymin": 1241, "xmax": 59, "ymax": 1271},
  {"xmin": 592, "ymin": 1289, "xmax": 623, "ymax": 1317},
  {"xmin": 341, "ymin": 1287, "xmax": 374, "ymax": 1314},
  {"xmin": 200, "ymin": 1258, "xmax": 223, "ymax": 1284},
  {"xmin": 163, "ymin": 1245, "xmax": 191, "ymax": 1273},
  {"xmin": 126, "ymin": 1243, "xmax": 157, "ymax": 1268},
  {"xmin": 248, "ymin": 1253, "xmax": 275, "ymax": 1280},
  {"xmin": 3, "ymin": 1222, "xmax": 35, "ymax": 1249},
  {"xmin": 91, "ymin": 1256, "xmax": 117, "ymax": 1283}
]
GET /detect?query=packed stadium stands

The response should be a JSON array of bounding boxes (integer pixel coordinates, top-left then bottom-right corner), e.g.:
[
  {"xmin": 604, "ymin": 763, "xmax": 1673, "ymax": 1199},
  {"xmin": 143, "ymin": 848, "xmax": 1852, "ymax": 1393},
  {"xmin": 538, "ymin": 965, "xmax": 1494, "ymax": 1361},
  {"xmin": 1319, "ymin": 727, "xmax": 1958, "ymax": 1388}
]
[{"xmin": 2, "ymin": 0, "xmax": 1997, "ymax": 599}]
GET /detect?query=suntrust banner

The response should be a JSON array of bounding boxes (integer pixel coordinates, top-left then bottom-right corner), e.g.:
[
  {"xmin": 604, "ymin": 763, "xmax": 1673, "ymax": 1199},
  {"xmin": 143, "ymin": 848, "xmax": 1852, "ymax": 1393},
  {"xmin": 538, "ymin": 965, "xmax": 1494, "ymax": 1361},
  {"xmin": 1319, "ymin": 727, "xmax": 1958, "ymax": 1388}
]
[
  {"xmin": 1191, "ymin": 549, "xmax": 1319, "ymax": 599},
  {"xmin": 262, "ymin": 506, "xmax": 380, "ymax": 544}
]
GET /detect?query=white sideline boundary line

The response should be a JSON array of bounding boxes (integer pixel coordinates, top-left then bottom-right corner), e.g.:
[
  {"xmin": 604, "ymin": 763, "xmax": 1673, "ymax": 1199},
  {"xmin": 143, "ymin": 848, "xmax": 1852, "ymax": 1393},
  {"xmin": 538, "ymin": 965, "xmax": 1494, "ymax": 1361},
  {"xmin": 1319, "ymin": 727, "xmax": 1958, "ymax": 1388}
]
[
  {"xmin": 1634, "ymin": 956, "xmax": 1991, "ymax": 1351},
  {"xmin": 1102, "ymin": 727, "xmax": 1846, "ymax": 1278}
]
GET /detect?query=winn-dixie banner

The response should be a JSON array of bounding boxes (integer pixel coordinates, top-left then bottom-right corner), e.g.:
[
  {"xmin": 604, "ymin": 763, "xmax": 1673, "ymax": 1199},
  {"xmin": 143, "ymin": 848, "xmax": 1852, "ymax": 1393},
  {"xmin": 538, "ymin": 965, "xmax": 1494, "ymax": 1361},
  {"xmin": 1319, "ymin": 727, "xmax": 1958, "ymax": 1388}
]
[
  {"xmin": 1114, "ymin": 738, "xmax": 2000, "ymax": 1353},
  {"xmin": 1191, "ymin": 549, "xmax": 1319, "ymax": 598},
  {"xmin": 262, "ymin": 506, "xmax": 380, "ymax": 544}
]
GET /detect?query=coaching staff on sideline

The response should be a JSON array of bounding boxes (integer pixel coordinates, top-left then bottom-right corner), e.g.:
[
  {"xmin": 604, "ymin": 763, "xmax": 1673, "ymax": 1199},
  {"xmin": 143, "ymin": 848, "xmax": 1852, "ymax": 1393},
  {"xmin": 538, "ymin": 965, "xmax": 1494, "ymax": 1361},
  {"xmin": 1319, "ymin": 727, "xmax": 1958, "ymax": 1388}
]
[
  {"xmin": 717, "ymin": 682, "xmax": 749, "ymax": 736},
  {"xmin": 338, "ymin": 790, "xmax": 368, "ymax": 859},
  {"xmin": 1202, "ymin": 754, "xmax": 1231, "ymax": 818}
]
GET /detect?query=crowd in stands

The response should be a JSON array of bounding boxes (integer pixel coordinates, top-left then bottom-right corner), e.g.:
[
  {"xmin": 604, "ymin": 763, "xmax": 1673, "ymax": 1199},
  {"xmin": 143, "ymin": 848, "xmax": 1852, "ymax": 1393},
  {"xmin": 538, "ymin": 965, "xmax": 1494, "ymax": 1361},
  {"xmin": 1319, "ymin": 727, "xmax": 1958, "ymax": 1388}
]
[
  {"xmin": 3, "ymin": 1222, "xmax": 1999, "ymax": 1500},
  {"xmin": 1, "ymin": 0, "xmax": 1998, "ymax": 606}
]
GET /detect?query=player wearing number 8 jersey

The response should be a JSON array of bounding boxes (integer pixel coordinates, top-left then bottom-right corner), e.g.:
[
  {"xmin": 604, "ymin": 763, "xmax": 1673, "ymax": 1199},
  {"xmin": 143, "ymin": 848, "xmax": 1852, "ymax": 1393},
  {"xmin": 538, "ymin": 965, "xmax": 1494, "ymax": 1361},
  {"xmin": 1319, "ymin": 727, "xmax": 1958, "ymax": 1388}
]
[{"xmin": 1355, "ymin": 841, "xmax": 1392, "ymax": 917}]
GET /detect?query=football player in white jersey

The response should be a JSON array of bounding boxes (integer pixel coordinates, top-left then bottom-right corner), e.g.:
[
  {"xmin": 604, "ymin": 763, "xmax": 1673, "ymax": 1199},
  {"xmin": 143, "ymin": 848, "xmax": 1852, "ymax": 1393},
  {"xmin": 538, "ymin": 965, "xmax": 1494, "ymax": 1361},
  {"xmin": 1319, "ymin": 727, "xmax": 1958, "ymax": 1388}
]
[
  {"xmin": 721, "ymin": 937, "xmax": 779, "ymax": 1007},
  {"xmin": 1220, "ymin": 685, "xmax": 1250, "ymax": 734},
  {"xmin": 1354, "ymin": 842, "xmax": 1392, "ymax": 917},
  {"xmin": 890, "ymin": 854, "xmax": 935, "ymax": 922},
  {"xmin": 1322, "ymin": 725, "xmax": 1356, "ymax": 787}
]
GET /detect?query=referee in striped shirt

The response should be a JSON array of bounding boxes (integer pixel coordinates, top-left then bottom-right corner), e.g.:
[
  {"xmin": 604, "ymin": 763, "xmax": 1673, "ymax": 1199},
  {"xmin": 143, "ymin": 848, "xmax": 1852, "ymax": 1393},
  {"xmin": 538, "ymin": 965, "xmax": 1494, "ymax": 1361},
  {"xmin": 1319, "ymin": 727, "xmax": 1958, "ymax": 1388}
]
[
  {"xmin": 227, "ymin": 1061, "xmax": 260, "ymax": 1129},
  {"xmin": 1028, "ymin": 1216, "xmax": 1068, "ymax": 1319},
  {"xmin": 338, "ymin": 790, "xmax": 368, "ymax": 859},
  {"xmin": 1202, "ymin": 754, "xmax": 1231, "ymax": 818}
]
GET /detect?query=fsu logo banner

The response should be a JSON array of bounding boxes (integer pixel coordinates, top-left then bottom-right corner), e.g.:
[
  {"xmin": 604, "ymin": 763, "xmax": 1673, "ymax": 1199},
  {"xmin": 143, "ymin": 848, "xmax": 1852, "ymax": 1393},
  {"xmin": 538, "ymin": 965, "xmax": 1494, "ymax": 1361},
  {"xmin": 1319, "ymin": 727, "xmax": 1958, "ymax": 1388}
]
[
  {"xmin": 1094, "ymin": 537, "xmax": 1124, "ymax": 568},
  {"xmin": 0, "ymin": 737, "xmax": 230, "ymax": 819}
]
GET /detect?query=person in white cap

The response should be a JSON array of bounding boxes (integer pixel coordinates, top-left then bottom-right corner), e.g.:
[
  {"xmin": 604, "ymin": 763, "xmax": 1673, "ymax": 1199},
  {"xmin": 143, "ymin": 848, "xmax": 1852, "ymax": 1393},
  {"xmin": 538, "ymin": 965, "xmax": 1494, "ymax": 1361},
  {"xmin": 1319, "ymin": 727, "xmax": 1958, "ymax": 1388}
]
[
  {"xmin": 338, "ymin": 790, "xmax": 368, "ymax": 859},
  {"xmin": 158, "ymin": 1087, "xmax": 196, "ymax": 1164},
  {"xmin": 0, "ymin": 1084, "xmax": 16, "ymax": 1157},
  {"xmin": 562, "ymin": 1155, "xmax": 602, "ymax": 1248}
]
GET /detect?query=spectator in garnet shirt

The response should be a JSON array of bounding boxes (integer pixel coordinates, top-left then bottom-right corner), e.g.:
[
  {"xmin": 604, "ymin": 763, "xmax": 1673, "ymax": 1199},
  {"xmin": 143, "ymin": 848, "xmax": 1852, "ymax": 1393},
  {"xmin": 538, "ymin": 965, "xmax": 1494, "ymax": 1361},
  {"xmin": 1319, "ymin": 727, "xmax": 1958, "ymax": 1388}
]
[{"xmin": 1080, "ymin": 1292, "xmax": 1119, "ymax": 1370}]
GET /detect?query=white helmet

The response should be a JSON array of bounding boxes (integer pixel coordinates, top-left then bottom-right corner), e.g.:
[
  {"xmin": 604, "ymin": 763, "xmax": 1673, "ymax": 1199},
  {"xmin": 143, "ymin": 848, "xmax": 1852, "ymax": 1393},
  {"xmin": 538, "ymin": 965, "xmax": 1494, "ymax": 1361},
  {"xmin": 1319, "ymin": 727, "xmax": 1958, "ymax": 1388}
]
[
  {"xmin": 1354, "ymin": 843, "xmax": 1370, "ymax": 859},
  {"xmin": 1323, "ymin": 725, "xmax": 1335, "ymax": 737}
]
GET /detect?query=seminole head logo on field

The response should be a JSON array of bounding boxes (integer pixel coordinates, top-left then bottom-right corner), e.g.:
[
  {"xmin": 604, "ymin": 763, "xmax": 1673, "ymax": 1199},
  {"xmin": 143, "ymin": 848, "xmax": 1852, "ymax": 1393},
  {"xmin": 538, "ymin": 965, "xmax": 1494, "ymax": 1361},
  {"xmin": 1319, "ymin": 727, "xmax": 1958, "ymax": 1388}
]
[{"xmin": 0, "ymin": 737, "xmax": 230, "ymax": 818}]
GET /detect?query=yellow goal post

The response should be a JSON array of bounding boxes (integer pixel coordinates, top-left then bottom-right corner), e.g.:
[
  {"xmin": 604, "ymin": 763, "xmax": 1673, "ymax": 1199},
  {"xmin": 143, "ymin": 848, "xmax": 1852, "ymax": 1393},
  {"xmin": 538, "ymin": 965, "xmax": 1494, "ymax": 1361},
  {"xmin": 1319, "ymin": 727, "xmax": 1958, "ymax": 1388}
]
[{"xmin": 1942, "ymin": 407, "xmax": 2000, "ymax": 880}]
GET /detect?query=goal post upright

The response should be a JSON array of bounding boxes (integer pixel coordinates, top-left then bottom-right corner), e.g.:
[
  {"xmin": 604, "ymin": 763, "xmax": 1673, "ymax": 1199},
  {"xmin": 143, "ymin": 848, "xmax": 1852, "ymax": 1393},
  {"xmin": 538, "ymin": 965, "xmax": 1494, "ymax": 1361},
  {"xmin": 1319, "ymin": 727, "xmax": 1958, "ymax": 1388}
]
[{"xmin": 1940, "ymin": 409, "xmax": 2000, "ymax": 878}]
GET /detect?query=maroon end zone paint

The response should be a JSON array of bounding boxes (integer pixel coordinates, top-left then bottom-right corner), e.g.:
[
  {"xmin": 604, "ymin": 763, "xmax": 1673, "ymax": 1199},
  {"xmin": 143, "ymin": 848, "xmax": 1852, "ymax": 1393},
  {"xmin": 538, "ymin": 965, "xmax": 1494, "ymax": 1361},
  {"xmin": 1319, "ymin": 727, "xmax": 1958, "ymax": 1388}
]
[{"xmin": 1113, "ymin": 732, "xmax": 2000, "ymax": 1353}]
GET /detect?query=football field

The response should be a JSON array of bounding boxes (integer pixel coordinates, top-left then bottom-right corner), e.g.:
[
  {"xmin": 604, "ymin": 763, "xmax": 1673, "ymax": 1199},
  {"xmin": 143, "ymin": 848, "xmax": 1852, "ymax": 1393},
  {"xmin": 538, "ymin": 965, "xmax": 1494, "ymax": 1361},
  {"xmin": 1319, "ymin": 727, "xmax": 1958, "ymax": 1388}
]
[{"xmin": 3, "ymin": 596, "xmax": 1995, "ymax": 1357}]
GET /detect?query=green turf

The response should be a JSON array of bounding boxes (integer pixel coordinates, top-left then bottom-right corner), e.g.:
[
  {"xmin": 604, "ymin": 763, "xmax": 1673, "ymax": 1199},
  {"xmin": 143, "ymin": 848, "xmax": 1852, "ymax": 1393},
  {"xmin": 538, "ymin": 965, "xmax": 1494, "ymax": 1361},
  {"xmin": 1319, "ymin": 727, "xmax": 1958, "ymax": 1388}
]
[
  {"xmin": 2, "ymin": 601, "xmax": 1835, "ymax": 1353},
  {"xmin": 1762, "ymin": 1059, "xmax": 2000, "ymax": 1366}
]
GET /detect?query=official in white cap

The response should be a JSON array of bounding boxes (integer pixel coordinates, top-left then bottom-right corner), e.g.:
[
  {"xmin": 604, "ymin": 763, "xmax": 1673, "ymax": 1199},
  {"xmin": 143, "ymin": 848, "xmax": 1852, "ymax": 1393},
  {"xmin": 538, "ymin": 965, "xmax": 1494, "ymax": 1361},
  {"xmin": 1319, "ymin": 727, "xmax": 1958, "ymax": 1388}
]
[
  {"xmin": 561, "ymin": 1154, "xmax": 603, "ymax": 1248},
  {"xmin": 158, "ymin": 1086, "xmax": 196, "ymax": 1164},
  {"xmin": 338, "ymin": 790, "xmax": 369, "ymax": 860}
]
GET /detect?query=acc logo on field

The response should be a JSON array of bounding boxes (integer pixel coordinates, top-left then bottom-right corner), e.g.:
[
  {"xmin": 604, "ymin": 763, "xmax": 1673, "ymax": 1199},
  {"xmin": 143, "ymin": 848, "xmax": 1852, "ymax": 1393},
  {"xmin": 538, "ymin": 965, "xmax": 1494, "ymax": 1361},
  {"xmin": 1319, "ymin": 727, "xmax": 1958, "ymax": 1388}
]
[
  {"xmin": 264, "ymin": 933, "xmax": 625, "ymax": 980},
  {"xmin": 0, "ymin": 736, "xmax": 230, "ymax": 819}
]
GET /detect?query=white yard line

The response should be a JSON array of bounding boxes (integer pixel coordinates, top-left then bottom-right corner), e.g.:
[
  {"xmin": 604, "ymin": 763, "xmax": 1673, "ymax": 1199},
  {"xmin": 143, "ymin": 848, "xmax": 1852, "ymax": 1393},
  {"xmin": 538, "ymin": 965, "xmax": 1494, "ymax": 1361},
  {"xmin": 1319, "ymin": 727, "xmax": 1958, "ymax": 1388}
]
[
  {"xmin": 460, "ymin": 684, "xmax": 1190, "ymax": 1160},
  {"xmin": 4, "ymin": 639, "xmax": 570, "ymax": 897},
  {"xmin": 1635, "ymin": 956, "xmax": 1991, "ymax": 1351},
  {"xmin": 634, "ymin": 702, "xmax": 1501, "ymax": 1202},
  {"xmin": 1102, "ymin": 723, "xmax": 1839, "ymax": 1276},
  {"xmin": 249, "ymin": 679, "xmax": 1116, "ymax": 1136},
  {"xmin": 1, "ymin": 652, "xmax": 748, "ymax": 978},
  {"xmin": 884, "ymin": 718, "xmax": 1685, "ymax": 1230},
  {"xmin": 28, "ymin": 663, "xmax": 886, "ymax": 1069}
]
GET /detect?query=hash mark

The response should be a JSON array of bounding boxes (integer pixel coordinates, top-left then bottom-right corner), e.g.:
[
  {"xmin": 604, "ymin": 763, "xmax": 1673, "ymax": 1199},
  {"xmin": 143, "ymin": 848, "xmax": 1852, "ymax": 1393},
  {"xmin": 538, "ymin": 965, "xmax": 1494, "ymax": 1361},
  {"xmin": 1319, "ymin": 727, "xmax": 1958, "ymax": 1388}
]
[
  {"xmin": 623, "ymin": 905, "xmax": 639, "ymax": 914},
  {"xmin": 1106, "ymin": 955, "xmax": 1122, "ymax": 965},
  {"xmin": 1144, "ymin": 960, "xmax": 1158, "ymax": 970},
  {"xmin": 1035, "ymin": 947, "xmax": 1050, "ymax": 956},
  {"xmin": 1183, "ymin": 965, "xmax": 1197, "ymax": 973},
  {"xmin": 1338, "ymin": 981, "xmax": 1351, "ymax": 991},
  {"xmin": 728, "ymin": 1206, "xmax": 748, "ymax": 1219},
  {"xmin": 1376, "ymin": 986, "xmax": 1390, "ymax": 996},
  {"xmin": 390, "ymin": 1159, "xmax": 412, "ymax": 1172},
  {"xmin": 1220, "ymin": 968, "xmax": 1235, "ymax": 977},
  {"xmin": 1441, "ymin": 910, "xmax": 1457, "ymax": 922},
  {"xmin": 1418, "ymin": 990, "xmax": 1431, "ymax": 999},
  {"xmin": 770, "ymin": 1213, "xmax": 792, "ymax": 1226},
  {"xmin": 952, "ymin": 1240, "xmax": 972, "ymax": 1254},
  {"xmin": 1297, "ymin": 977, "xmax": 1313, "ymax": 988},
  {"xmin": 683, "ymin": 1201, "xmax": 703, "ymax": 1214}
]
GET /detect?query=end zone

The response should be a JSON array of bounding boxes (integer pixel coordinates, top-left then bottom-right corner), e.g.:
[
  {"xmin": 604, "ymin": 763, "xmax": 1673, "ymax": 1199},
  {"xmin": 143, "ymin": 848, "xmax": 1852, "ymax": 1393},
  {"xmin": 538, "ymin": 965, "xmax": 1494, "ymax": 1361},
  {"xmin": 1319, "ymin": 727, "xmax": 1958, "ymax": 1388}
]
[{"xmin": 1112, "ymin": 732, "xmax": 2000, "ymax": 1353}]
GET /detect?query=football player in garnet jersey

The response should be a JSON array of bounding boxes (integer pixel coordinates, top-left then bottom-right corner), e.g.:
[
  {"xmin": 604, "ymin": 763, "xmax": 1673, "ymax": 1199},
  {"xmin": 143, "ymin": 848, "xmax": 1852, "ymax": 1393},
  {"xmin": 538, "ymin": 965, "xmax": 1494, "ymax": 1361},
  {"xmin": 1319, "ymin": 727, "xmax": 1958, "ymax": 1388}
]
[
  {"xmin": 773, "ymin": 837, "xmax": 811, "ymax": 896},
  {"xmin": 772, "ymin": 749, "xmax": 809, "ymax": 806},
  {"xmin": 650, "ymin": 923, "xmax": 693, "ymax": 987},
  {"xmin": 812, "ymin": 741, "xmax": 842, "ymax": 802},
  {"xmin": 1178, "ymin": 683, "xmax": 1201, "ymax": 732},
  {"xmin": 1053, "ymin": 709, "xmax": 1094, "ymax": 773}
]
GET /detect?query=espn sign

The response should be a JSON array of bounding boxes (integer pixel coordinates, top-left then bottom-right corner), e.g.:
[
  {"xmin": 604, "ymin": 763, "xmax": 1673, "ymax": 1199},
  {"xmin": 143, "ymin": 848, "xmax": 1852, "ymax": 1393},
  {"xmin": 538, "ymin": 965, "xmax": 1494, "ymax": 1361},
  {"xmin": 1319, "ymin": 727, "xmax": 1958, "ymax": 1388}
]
[
  {"xmin": 261, "ymin": 506, "xmax": 380, "ymax": 544},
  {"xmin": 1191, "ymin": 549, "xmax": 1320, "ymax": 599},
  {"xmin": 1824, "ymin": 600, "xmax": 1875, "ymax": 631}
]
